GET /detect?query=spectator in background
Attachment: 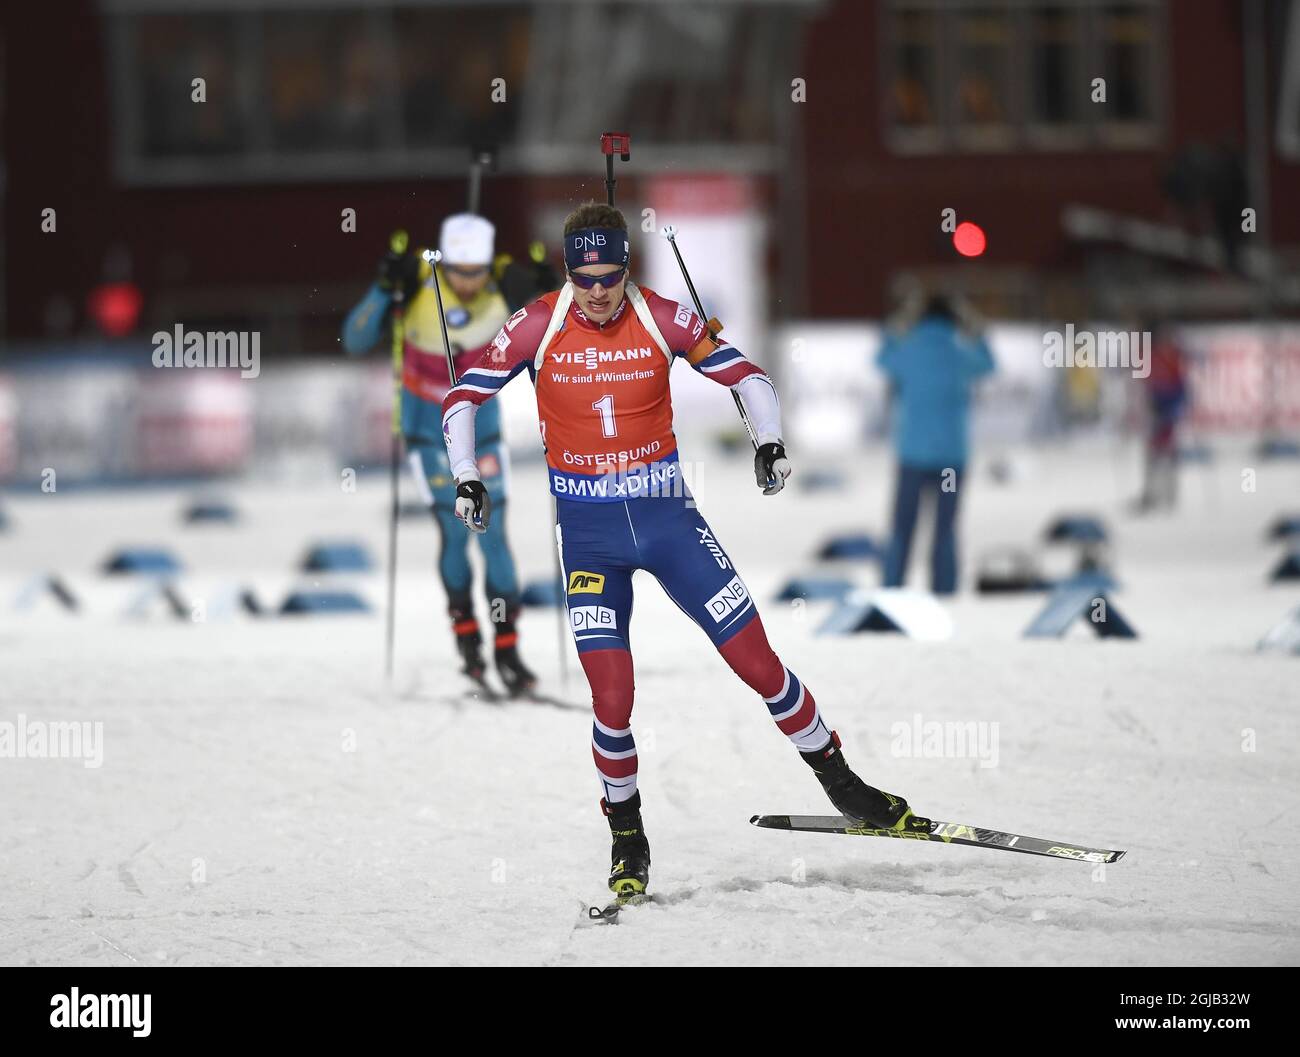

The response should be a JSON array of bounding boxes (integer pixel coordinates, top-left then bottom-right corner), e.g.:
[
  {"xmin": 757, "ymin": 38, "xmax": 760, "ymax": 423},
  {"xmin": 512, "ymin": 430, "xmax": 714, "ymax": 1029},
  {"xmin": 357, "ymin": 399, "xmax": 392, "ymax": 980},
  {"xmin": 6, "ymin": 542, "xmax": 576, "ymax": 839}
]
[
  {"xmin": 1135, "ymin": 325, "xmax": 1188, "ymax": 513},
  {"xmin": 877, "ymin": 292, "xmax": 995, "ymax": 594}
]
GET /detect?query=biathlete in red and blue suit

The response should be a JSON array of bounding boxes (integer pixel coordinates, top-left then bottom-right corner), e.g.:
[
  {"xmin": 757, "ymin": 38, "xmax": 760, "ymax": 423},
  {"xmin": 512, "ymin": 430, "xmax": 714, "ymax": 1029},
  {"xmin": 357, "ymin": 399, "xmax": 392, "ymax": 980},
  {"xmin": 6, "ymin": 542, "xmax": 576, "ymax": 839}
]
[{"xmin": 442, "ymin": 201, "xmax": 928, "ymax": 898}]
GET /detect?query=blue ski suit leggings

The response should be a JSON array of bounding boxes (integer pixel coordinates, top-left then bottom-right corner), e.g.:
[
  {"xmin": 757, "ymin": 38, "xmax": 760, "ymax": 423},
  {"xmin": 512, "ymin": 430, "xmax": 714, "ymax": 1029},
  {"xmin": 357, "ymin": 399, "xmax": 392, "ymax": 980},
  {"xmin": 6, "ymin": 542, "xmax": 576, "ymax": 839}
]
[{"xmin": 555, "ymin": 486, "xmax": 832, "ymax": 804}]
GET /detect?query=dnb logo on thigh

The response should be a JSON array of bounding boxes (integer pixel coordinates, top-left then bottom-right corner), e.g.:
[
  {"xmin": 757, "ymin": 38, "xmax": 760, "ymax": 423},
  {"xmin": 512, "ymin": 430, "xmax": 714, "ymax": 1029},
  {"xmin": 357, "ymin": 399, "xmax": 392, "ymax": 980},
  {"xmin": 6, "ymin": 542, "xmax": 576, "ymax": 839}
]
[
  {"xmin": 706, "ymin": 577, "xmax": 750, "ymax": 622},
  {"xmin": 570, "ymin": 606, "xmax": 618, "ymax": 632},
  {"xmin": 567, "ymin": 571, "xmax": 606, "ymax": 594}
]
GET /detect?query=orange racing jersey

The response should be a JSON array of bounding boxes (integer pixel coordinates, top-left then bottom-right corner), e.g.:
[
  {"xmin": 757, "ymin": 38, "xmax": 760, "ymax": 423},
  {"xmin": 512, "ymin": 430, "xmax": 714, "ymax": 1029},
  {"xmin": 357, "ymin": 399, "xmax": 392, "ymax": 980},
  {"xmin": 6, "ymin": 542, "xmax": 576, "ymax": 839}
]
[{"xmin": 442, "ymin": 282, "xmax": 775, "ymax": 501}]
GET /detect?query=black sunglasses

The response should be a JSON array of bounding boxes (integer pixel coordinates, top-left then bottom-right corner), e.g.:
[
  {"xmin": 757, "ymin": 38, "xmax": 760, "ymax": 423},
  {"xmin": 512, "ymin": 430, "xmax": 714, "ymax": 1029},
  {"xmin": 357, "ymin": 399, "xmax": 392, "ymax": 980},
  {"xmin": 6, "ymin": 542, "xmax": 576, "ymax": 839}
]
[{"xmin": 568, "ymin": 266, "xmax": 627, "ymax": 290}]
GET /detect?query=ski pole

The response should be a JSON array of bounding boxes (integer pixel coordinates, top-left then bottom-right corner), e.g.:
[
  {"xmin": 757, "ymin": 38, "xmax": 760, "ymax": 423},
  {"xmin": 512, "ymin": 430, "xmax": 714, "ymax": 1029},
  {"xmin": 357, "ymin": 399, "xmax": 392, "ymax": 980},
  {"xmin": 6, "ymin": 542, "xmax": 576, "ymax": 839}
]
[
  {"xmin": 426, "ymin": 248, "xmax": 568, "ymax": 684},
  {"xmin": 661, "ymin": 225, "xmax": 760, "ymax": 451},
  {"xmin": 423, "ymin": 249, "xmax": 458, "ymax": 385},
  {"xmin": 384, "ymin": 228, "xmax": 409, "ymax": 683}
]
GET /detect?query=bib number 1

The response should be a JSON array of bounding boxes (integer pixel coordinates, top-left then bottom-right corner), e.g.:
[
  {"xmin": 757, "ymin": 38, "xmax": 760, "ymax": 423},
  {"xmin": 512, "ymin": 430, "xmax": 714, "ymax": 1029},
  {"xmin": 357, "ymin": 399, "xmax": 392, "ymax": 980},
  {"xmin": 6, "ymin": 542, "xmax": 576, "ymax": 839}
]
[{"xmin": 592, "ymin": 394, "xmax": 618, "ymax": 438}]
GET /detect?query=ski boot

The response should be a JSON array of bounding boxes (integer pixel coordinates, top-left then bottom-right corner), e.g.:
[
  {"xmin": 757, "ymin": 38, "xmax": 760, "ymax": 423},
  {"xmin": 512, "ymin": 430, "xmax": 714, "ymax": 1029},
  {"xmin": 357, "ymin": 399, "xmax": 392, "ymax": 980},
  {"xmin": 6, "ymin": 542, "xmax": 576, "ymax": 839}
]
[
  {"xmin": 493, "ymin": 610, "xmax": 537, "ymax": 697},
  {"xmin": 801, "ymin": 732, "xmax": 929, "ymax": 832},
  {"xmin": 602, "ymin": 791, "xmax": 651, "ymax": 899},
  {"xmin": 449, "ymin": 598, "xmax": 490, "ymax": 690}
]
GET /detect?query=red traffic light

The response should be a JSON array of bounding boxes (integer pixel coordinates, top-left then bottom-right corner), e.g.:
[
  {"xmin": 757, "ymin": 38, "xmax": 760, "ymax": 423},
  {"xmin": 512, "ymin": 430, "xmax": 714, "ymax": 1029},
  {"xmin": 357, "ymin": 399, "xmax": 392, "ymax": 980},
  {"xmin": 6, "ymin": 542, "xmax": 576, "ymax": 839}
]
[
  {"xmin": 953, "ymin": 222, "xmax": 987, "ymax": 258},
  {"xmin": 87, "ymin": 281, "xmax": 143, "ymax": 337}
]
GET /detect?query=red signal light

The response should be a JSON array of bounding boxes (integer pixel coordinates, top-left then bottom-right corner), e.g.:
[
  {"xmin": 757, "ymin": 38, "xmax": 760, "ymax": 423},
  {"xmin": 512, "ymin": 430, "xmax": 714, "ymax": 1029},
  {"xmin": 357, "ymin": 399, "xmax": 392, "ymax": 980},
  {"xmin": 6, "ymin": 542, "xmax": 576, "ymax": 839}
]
[{"xmin": 953, "ymin": 222, "xmax": 987, "ymax": 258}]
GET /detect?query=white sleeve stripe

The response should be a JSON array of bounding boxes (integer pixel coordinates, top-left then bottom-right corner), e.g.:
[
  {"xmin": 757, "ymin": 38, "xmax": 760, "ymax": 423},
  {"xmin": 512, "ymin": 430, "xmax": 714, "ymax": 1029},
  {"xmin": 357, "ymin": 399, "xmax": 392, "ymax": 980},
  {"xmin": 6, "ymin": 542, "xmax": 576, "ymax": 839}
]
[
  {"xmin": 593, "ymin": 716, "xmax": 633, "ymax": 738},
  {"xmin": 592, "ymin": 744, "xmax": 638, "ymax": 761},
  {"xmin": 700, "ymin": 357, "xmax": 745, "ymax": 373}
]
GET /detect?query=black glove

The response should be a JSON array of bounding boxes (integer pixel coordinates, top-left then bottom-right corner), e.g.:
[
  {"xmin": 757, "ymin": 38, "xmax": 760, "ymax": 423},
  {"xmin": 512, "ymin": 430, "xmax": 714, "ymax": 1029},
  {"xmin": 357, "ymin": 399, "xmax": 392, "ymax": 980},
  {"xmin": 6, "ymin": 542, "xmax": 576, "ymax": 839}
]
[
  {"xmin": 377, "ymin": 249, "xmax": 422, "ymax": 304},
  {"xmin": 754, "ymin": 442, "xmax": 793, "ymax": 496},
  {"xmin": 454, "ymin": 479, "xmax": 491, "ymax": 534}
]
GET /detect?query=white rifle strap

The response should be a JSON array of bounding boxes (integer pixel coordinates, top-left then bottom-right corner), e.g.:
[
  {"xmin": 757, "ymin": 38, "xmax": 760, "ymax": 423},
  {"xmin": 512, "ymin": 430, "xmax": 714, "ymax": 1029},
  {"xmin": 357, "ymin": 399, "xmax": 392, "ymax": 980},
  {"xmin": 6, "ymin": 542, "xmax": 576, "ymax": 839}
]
[{"xmin": 532, "ymin": 283, "xmax": 575, "ymax": 372}]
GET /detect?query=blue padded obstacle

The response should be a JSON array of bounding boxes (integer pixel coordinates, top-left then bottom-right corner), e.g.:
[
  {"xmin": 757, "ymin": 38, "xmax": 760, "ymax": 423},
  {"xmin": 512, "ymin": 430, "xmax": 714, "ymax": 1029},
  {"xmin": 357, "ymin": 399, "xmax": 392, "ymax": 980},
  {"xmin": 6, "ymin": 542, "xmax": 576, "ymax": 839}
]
[
  {"xmin": 1259, "ymin": 437, "xmax": 1300, "ymax": 459},
  {"xmin": 521, "ymin": 578, "xmax": 564, "ymax": 608},
  {"xmin": 1044, "ymin": 515, "xmax": 1109, "ymax": 545},
  {"xmin": 1024, "ymin": 584, "xmax": 1136, "ymax": 639},
  {"xmin": 12, "ymin": 574, "xmax": 79, "ymax": 612},
  {"xmin": 1270, "ymin": 550, "xmax": 1300, "ymax": 583},
  {"xmin": 776, "ymin": 576, "xmax": 855, "ymax": 603},
  {"xmin": 817, "ymin": 589, "xmax": 953, "ymax": 640},
  {"xmin": 182, "ymin": 498, "xmax": 239, "ymax": 524},
  {"xmin": 1258, "ymin": 607, "xmax": 1300, "ymax": 655},
  {"xmin": 279, "ymin": 590, "xmax": 370, "ymax": 615},
  {"xmin": 122, "ymin": 580, "xmax": 190, "ymax": 620},
  {"xmin": 1268, "ymin": 515, "xmax": 1300, "ymax": 542},
  {"xmin": 816, "ymin": 533, "xmax": 881, "ymax": 562},
  {"xmin": 300, "ymin": 541, "xmax": 375, "ymax": 573},
  {"xmin": 102, "ymin": 547, "xmax": 183, "ymax": 576}
]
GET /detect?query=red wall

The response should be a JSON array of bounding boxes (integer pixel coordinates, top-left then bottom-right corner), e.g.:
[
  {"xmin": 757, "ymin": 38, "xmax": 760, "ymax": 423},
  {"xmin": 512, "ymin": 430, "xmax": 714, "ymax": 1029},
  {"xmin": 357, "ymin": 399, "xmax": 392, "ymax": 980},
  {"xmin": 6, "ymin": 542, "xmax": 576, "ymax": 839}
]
[
  {"xmin": 795, "ymin": 0, "xmax": 1299, "ymax": 315},
  {"xmin": 3, "ymin": 0, "xmax": 1295, "ymax": 341}
]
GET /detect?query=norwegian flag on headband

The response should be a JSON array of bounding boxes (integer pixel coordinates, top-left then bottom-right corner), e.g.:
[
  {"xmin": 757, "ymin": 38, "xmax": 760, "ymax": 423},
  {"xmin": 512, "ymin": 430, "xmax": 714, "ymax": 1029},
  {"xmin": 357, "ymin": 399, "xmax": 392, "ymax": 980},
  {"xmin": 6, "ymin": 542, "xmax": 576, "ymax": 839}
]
[{"xmin": 583, "ymin": 250, "xmax": 600, "ymax": 262}]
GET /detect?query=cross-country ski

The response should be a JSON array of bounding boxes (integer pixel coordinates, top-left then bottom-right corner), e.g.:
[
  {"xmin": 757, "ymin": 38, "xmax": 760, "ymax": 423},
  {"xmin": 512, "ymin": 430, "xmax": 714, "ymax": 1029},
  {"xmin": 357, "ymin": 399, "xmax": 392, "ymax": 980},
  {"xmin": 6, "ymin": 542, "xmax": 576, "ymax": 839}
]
[{"xmin": 750, "ymin": 815, "xmax": 1126, "ymax": 864}]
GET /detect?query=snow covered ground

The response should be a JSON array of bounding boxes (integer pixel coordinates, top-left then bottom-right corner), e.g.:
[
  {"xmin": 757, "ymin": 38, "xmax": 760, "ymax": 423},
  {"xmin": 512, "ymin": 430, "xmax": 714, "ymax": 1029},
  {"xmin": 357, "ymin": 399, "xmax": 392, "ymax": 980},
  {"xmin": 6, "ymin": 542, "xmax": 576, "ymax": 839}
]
[{"xmin": 2, "ymin": 436, "xmax": 1298, "ymax": 966}]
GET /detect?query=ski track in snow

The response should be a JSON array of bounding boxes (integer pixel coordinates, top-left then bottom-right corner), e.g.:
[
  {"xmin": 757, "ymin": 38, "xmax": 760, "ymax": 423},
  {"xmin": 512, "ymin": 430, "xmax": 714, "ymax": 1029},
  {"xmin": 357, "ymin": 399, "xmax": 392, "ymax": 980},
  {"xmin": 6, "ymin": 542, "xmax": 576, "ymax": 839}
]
[{"xmin": 1, "ymin": 440, "xmax": 1298, "ymax": 965}]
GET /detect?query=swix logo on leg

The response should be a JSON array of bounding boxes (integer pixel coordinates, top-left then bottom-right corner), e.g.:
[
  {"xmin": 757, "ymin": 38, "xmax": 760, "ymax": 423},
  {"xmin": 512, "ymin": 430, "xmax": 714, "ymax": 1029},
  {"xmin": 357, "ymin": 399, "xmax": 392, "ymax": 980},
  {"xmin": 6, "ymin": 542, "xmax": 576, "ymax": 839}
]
[
  {"xmin": 706, "ymin": 577, "xmax": 749, "ymax": 622},
  {"xmin": 696, "ymin": 526, "xmax": 731, "ymax": 569},
  {"xmin": 568, "ymin": 571, "xmax": 606, "ymax": 594},
  {"xmin": 570, "ymin": 605, "xmax": 617, "ymax": 632}
]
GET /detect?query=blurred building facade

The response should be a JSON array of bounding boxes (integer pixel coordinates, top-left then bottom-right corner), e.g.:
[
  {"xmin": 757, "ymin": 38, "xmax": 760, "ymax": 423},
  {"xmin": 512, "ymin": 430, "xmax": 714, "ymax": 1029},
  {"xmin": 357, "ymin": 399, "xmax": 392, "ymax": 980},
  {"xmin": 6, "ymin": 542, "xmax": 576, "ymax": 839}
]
[
  {"xmin": 1, "ymin": 1, "xmax": 1298, "ymax": 484},
  {"xmin": 3, "ymin": 0, "xmax": 1298, "ymax": 350}
]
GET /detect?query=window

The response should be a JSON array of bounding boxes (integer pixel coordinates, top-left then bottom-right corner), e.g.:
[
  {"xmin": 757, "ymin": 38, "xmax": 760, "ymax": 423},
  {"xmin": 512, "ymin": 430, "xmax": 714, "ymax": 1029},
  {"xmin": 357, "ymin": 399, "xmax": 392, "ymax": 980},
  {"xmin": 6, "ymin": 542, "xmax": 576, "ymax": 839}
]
[
  {"xmin": 953, "ymin": 7, "xmax": 1015, "ymax": 147},
  {"xmin": 888, "ymin": 7, "xmax": 940, "ymax": 136},
  {"xmin": 1098, "ymin": 2, "xmax": 1159, "ymax": 143},
  {"xmin": 1028, "ymin": 5, "xmax": 1084, "ymax": 129},
  {"xmin": 103, "ymin": 1, "xmax": 815, "ymax": 185},
  {"xmin": 883, "ymin": 0, "xmax": 1164, "ymax": 154}
]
